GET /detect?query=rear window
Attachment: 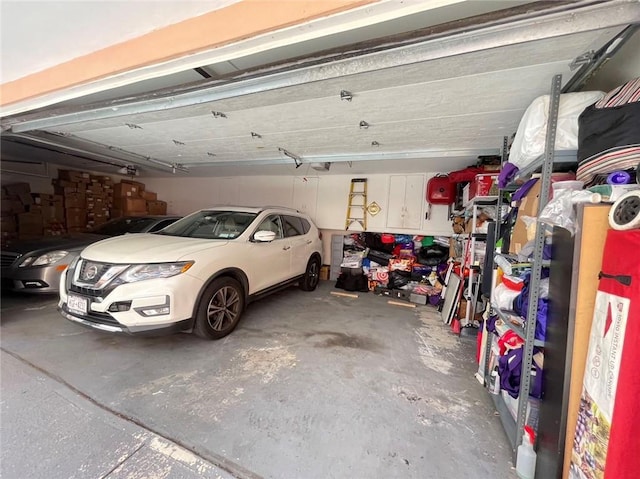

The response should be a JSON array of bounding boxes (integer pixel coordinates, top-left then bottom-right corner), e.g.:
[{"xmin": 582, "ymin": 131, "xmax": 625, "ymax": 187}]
[
  {"xmin": 283, "ymin": 215, "xmax": 305, "ymax": 237},
  {"xmin": 300, "ymin": 218, "xmax": 311, "ymax": 234}
]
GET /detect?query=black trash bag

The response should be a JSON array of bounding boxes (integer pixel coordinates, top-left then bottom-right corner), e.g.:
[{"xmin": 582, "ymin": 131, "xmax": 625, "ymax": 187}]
[
  {"xmin": 388, "ymin": 270, "xmax": 410, "ymax": 289},
  {"xmin": 335, "ymin": 273, "xmax": 369, "ymax": 292},
  {"xmin": 364, "ymin": 232, "xmax": 394, "ymax": 253},
  {"xmin": 366, "ymin": 249, "xmax": 394, "ymax": 266},
  {"xmin": 418, "ymin": 244, "xmax": 448, "ymax": 266}
]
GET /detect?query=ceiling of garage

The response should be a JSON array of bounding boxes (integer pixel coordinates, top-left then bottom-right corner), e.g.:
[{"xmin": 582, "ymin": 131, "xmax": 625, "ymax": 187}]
[{"xmin": 1, "ymin": 1, "xmax": 639, "ymax": 178}]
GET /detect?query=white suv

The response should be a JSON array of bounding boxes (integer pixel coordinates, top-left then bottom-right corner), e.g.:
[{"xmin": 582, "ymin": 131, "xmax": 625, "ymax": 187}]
[{"xmin": 58, "ymin": 206, "xmax": 322, "ymax": 339}]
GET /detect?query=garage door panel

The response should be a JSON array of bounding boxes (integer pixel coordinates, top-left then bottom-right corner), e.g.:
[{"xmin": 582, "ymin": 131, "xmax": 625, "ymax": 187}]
[
  {"xmin": 96, "ymin": 114, "xmax": 516, "ymax": 163},
  {"xmin": 53, "ymin": 27, "xmax": 618, "ymax": 135}
]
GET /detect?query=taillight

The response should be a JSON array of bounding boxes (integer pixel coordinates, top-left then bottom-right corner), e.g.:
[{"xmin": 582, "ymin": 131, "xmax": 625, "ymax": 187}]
[{"xmin": 318, "ymin": 231, "xmax": 323, "ymax": 240}]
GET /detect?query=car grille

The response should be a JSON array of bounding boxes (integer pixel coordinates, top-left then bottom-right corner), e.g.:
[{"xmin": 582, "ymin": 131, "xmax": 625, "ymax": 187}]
[
  {"xmin": 1, "ymin": 252, "xmax": 21, "ymax": 269},
  {"xmin": 69, "ymin": 284, "xmax": 103, "ymax": 298},
  {"xmin": 77, "ymin": 260, "xmax": 115, "ymax": 286},
  {"xmin": 62, "ymin": 304, "xmax": 121, "ymax": 327}
]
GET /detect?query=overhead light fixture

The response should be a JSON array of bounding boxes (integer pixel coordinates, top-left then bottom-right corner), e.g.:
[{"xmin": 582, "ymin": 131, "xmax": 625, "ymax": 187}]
[
  {"xmin": 359, "ymin": 121, "xmax": 369, "ymax": 129},
  {"xmin": 117, "ymin": 165, "xmax": 139, "ymax": 176},
  {"xmin": 340, "ymin": 90, "xmax": 353, "ymax": 102},
  {"xmin": 310, "ymin": 162, "xmax": 331, "ymax": 171},
  {"xmin": 278, "ymin": 147, "xmax": 302, "ymax": 168}
]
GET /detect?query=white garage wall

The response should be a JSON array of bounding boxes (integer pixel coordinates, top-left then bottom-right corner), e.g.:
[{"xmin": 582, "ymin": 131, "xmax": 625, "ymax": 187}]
[{"xmin": 144, "ymin": 172, "xmax": 454, "ymax": 263}]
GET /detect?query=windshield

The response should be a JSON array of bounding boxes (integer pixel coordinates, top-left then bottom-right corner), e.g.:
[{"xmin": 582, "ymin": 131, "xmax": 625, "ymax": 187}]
[
  {"xmin": 157, "ymin": 210, "xmax": 257, "ymax": 239},
  {"xmin": 92, "ymin": 217, "xmax": 157, "ymax": 235}
]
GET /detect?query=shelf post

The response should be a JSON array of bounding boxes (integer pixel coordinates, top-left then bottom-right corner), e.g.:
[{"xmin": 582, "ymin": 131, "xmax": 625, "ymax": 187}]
[{"xmin": 515, "ymin": 74, "xmax": 562, "ymax": 452}]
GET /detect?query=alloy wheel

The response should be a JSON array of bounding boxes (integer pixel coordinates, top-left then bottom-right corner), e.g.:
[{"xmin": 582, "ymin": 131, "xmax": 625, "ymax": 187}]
[{"xmin": 206, "ymin": 286, "xmax": 240, "ymax": 331}]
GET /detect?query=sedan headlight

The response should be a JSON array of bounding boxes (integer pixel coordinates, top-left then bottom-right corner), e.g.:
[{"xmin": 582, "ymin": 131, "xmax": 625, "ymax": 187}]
[
  {"xmin": 115, "ymin": 261, "xmax": 194, "ymax": 284},
  {"xmin": 19, "ymin": 251, "xmax": 69, "ymax": 267}
]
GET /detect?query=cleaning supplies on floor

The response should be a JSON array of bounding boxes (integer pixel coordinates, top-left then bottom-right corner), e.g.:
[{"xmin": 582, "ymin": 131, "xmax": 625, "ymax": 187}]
[{"xmin": 516, "ymin": 426, "xmax": 537, "ymax": 479}]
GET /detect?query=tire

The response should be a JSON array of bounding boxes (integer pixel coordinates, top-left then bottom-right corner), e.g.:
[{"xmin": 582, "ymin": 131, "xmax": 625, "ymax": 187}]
[
  {"xmin": 300, "ymin": 256, "xmax": 320, "ymax": 291},
  {"xmin": 194, "ymin": 277, "xmax": 244, "ymax": 339},
  {"xmin": 609, "ymin": 190, "xmax": 640, "ymax": 231}
]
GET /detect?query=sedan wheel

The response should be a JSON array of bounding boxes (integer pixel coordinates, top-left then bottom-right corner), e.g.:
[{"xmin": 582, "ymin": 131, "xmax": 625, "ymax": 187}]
[{"xmin": 195, "ymin": 277, "xmax": 244, "ymax": 339}]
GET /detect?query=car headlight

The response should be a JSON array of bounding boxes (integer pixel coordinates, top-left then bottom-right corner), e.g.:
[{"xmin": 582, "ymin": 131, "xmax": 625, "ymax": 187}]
[
  {"xmin": 19, "ymin": 251, "xmax": 69, "ymax": 267},
  {"xmin": 115, "ymin": 261, "xmax": 194, "ymax": 284}
]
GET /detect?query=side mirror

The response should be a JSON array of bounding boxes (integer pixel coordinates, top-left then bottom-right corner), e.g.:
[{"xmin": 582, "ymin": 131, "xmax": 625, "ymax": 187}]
[{"xmin": 253, "ymin": 230, "xmax": 277, "ymax": 242}]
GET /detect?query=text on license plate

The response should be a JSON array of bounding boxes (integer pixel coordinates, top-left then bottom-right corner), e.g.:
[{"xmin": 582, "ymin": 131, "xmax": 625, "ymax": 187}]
[{"xmin": 67, "ymin": 294, "xmax": 88, "ymax": 315}]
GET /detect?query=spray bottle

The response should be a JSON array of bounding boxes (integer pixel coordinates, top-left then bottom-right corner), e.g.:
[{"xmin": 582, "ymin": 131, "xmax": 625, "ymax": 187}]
[{"xmin": 516, "ymin": 426, "xmax": 536, "ymax": 479}]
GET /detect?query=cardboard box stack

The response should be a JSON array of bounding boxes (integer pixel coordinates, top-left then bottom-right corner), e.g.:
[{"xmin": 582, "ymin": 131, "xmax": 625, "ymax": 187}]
[
  {"xmin": 54, "ymin": 169, "xmax": 90, "ymax": 233},
  {"xmin": 142, "ymin": 190, "xmax": 167, "ymax": 215},
  {"xmin": 112, "ymin": 180, "xmax": 148, "ymax": 217},
  {"xmin": 32, "ymin": 193, "xmax": 65, "ymax": 236},
  {"xmin": 86, "ymin": 175, "xmax": 113, "ymax": 230},
  {"xmin": 2, "ymin": 172, "xmax": 170, "ymax": 246},
  {"xmin": 2, "ymin": 183, "xmax": 38, "ymax": 245}
]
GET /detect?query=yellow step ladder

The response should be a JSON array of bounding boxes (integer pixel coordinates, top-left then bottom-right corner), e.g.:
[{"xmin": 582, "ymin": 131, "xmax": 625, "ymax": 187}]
[{"xmin": 345, "ymin": 178, "xmax": 368, "ymax": 230}]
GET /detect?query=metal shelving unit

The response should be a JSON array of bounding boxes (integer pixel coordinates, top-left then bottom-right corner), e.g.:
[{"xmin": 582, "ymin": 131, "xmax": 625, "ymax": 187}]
[
  {"xmin": 461, "ymin": 197, "xmax": 497, "ymax": 327},
  {"xmin": 495, "ymin": 308, "xmax": 546, "ymax": 347},
  {"xmin": 481, "ymin": 74, "xmax": 566, "ymax": 459},
  {"xmin": 502, "ymin": 150, "xmax": 577, "ymax": 192}
]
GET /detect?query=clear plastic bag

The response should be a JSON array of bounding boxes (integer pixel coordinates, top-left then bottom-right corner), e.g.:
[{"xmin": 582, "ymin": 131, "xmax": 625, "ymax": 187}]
[{"xmin": 539, "ymin": 189, "xmax": 577, "ymax": 235}]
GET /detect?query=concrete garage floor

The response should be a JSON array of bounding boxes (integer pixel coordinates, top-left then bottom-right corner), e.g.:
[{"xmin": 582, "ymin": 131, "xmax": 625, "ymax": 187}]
[{"xmin": 1, "ymin": 282, "xmax": 515, "ymax": 479}]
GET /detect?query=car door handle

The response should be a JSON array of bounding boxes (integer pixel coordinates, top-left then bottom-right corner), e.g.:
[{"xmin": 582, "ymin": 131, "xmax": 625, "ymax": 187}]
[
  {"xmin": 283, "ymin": 246, "xmax": 291, "ymax": 251},
  {"xmin": 305, "ymin": 240, "xmax": 312, "ymax": 244}
]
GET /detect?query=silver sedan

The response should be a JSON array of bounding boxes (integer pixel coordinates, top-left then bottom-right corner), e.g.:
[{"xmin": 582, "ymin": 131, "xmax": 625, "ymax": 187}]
[{"xmin": 1, "ymin": 215, "xmax": 180, "ymax": 294}]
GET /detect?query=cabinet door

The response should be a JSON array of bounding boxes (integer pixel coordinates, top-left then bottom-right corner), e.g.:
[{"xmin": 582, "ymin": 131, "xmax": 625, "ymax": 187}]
[
  {"xmin": 292, "ymin": 177, "xmax": 318, "ymax": 219},
  {"xmin": 403, "ymin": 174, "xmax": 425, "ymax": 229},
  {"xmin": 386, "ymin": 175, "xmax": 407, "ymax": 229}
]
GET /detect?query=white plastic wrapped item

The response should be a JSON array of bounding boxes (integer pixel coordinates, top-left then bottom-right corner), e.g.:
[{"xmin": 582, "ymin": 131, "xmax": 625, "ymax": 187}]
[
  {"xmin": 509, "ymin": 91, "xmax": 605, "ymax": 169},
  {"xmin": 491, "ymin": 282, "xmax": 522, "ymax": 310}
]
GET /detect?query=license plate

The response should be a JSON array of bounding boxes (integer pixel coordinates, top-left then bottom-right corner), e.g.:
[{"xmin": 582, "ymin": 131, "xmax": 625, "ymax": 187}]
[{"xmin": 67, "ymin": 294, "xmax": 88, "ymax": 315}]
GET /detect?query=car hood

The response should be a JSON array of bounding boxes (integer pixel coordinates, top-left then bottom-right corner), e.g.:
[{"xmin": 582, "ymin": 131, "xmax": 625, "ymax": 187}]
[
  {"xmin": 80, "ymin": 233, "xmax": 229, "ymax": 263},
  {"xmin": 5, "ymin": 233, "xmax": 109, "ymax": 255}
]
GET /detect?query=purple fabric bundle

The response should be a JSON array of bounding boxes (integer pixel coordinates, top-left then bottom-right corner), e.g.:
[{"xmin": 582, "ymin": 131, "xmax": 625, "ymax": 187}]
[
  {"xmin": 499, "ymin": 162, "xmax": 520, "ymax": 188},
  {"xmin": 498, "ymin": 347, "xmax": 543, "ymax": 399}
]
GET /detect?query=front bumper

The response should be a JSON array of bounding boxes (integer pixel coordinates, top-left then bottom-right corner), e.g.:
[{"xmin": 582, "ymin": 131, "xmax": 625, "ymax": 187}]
[
  {"xmin": 59, "ymin": 270, "xmax": 203, "ymax": 334},
  {"xmin": 1, "ymin": 265, "xmax": 64, "ymax": 293},
  {"xmin": 58, "ymin": 307, "xmax": 191, "ymax": 335}
]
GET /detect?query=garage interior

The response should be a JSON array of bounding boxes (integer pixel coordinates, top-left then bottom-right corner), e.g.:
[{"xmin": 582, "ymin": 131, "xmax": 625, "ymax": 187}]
[{"xmin": 1, "ymin": 1, "xmax": 640, "ymax": 478}]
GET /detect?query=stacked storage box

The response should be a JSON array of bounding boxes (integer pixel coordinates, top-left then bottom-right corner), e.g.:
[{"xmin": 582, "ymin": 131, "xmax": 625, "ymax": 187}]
[
  {"xmin": 86, "ymin": 175, "xmax": 113, "ymax": 229},
  {"xmin": 1, "ymin": 183, "xmax": 31, "ymax": 246},
  {"xmin": 112, "ymin": 180, "xmax": 148, "ymax": 217},
  {"xmin": 142, "ymin": 190, "xmax": 167, "ymax": 215},
  {"xmin": 54, "ymin": 169, "xmax": 91, "ymax": 233},
  {"xmin": 32, "ymin": 193, "xmax": 65, "ymax": 236},
  {"xmin": 3, "ymin": 183, "xmax": 43, "ymax": 242}
]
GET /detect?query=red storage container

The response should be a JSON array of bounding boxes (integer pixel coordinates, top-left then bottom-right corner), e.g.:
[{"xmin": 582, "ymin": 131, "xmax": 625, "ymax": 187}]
[{"xmin": 427, "ymin": 174, "xmax": 455, "ymax": 205}]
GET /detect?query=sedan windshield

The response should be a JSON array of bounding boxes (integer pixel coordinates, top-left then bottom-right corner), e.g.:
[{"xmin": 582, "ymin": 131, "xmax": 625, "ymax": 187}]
[
  {"xmin": 92, "ymin": 217, "xmax": 158, "ymax": 235},
  {"xmin": 157, "ymin": 211, "xmax": 257, "ymax": 239}
]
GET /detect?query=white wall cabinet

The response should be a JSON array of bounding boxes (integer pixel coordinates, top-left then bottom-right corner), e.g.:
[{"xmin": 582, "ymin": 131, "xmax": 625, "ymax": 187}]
[{"xmin": 386, "ymin": 174, "xmax": 424, "ymax": 230}]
